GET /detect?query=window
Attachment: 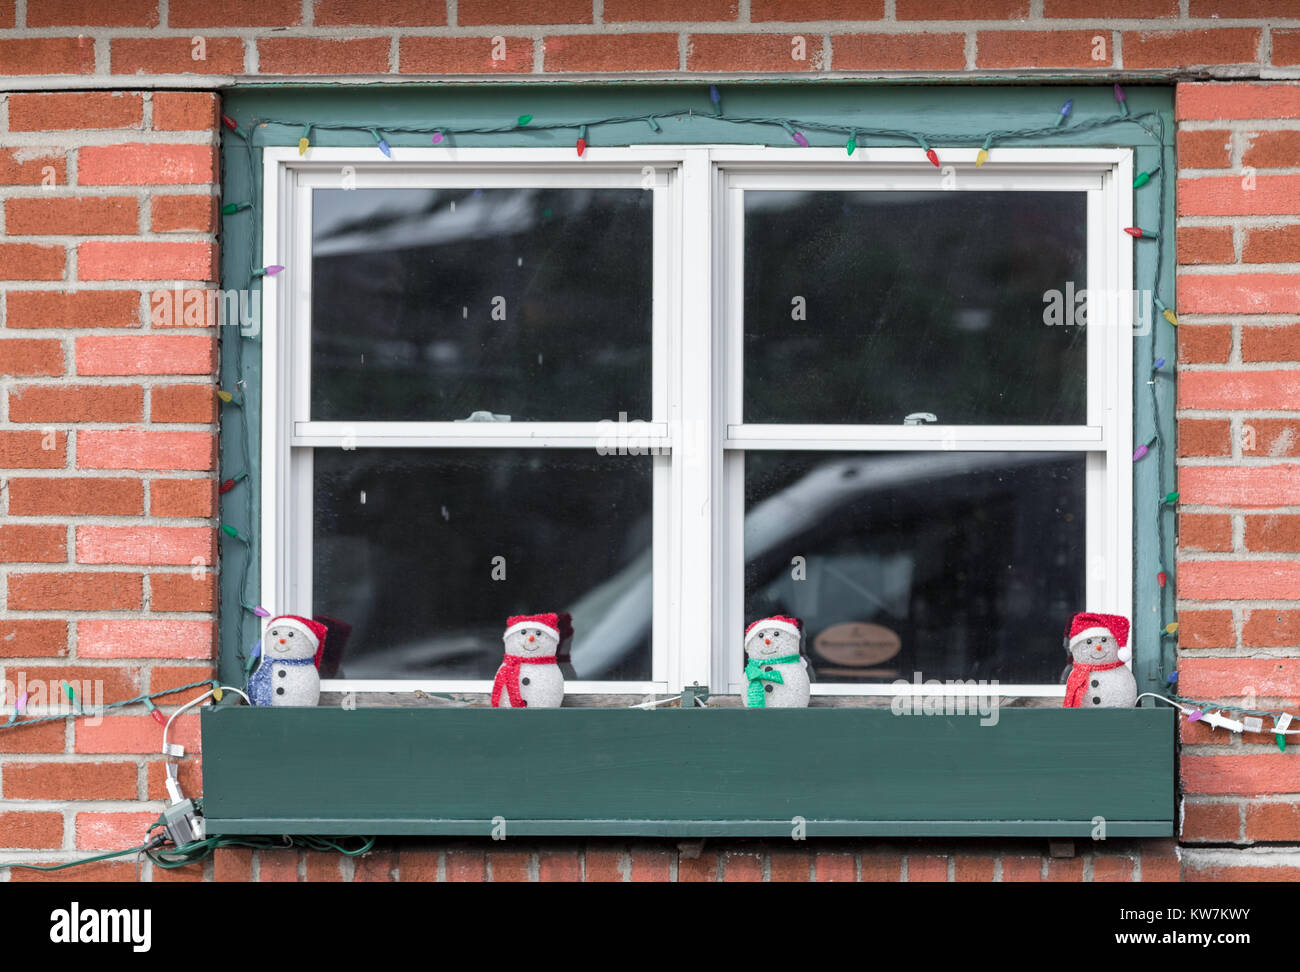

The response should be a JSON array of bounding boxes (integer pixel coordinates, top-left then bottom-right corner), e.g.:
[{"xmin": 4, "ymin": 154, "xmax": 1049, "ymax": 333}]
[{"xmin": 261, "ymin": 146, "xmax": 1134, "ymax": 698}]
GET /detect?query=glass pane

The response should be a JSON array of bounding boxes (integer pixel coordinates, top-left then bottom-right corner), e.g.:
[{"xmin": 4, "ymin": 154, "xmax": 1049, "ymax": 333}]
[
  {"xmin": 743, "ymin": 451, "xmax": 1085, "ymax": 685},
  {"xmin": 743, "ymin": 191, "xmax": 1088, "ymax": 425},
  {"xmin": 313, "ymin": 448, "xmax": 653, "ymax": 681},
  {"xmin": 312, "ymin": 187, "xmax": 653, "ymax": 422}
]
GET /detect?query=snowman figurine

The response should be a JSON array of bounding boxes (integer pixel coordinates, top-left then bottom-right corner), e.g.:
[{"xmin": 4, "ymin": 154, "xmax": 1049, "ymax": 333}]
[
  {"xmin": 491, "ymin": 613, "xmax": 564, "ymax": 708},
  {"xmin": 1062, "ymin": 611, "xmax": 1136, "ymax": 708},
  {"xmin": 247, "ymin": 615, "xmax": 328, "ymax": 707},
  {"xmin": 743, "ymin": 615, "xmax": 810, "ymax": 708}
]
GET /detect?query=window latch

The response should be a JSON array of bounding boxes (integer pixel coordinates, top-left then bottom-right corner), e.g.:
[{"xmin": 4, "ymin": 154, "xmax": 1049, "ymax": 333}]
[{"xmin": 903, "ymin": 412, "xmax": 938, "ymax": 425}]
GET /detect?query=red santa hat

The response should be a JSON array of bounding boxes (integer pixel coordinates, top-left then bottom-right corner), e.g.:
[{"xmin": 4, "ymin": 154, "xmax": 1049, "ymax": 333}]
[
  {"xmin": 744, "ymin": 615, "xmax": 802, "ymax": 648},
  {"xmin": 265, "ymin": 614, "xmax": 329, "ymax": 668},
  {"xmin": 503, "ymin": 613, "xmax": 561, "ymax": 642},
  {"xmin": 1067, "ymin": 612, "xmax": 1131, "ymax": 664}
]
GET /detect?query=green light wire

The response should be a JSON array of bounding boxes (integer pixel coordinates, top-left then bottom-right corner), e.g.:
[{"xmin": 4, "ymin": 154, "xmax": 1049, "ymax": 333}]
[{"xmin": 1, "ymin": 678, "xmax": 220, "ymax": 732}]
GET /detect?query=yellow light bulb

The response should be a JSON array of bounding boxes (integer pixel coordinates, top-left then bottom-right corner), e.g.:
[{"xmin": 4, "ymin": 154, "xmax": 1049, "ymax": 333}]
[
  {"xmin": 298, "ymin": 137, "xmax": 310, "ymax": 156},
  {"xmin": 217, "ymin": 390, "xmax": 233, "ymax": 403},
  {"xmin": 975, "ymin": 148, "xmax": 988, "ymax": 168},
  {"xmin": 1165, "ymin": 622, "xmax": 1179, "ymax": 635},
  {"xmin": 1162, "ymin": 308, "xmax": 1179, "ymax": 327}
]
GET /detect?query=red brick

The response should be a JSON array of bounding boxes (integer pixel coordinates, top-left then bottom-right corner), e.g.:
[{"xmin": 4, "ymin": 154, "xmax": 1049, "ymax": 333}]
[
  {"xmin": 352, "ymin": 848, "xmax": 395, "ymax": 881},
  {"xmin": 147, "ymin": 665, "xmax": 216, "ymax": 699},
  {"xmin": 1124, "ymin": 29, "xmax": 1261, "ymax": 69},
  {"xmin": 78, "ymin": 242, "xmax": 218, "ymax": 282},
  {"xmin": 1176, "ymin": 226, "xmax": 1234, "ymax": 265},
  {"xmin": 0, "ymin": 812, "xmax": 64, "ymax": 848},
  {"xmin": 1191, "ymin": 0, "xmax": 1300, "ymax": 14},
  {"xmin": 10, "ymin": 663, "xmax": 139, "ymax": 700},
  {"xmin": 1181, "ymin": 465, "xmax": 1300, "ymax": 507},
  {"xmin": 1140, "ymin": 840, "xmax": 1181, "ymax": 882},
  {"xmin": 0, "ymin": 150, "xmax": 66, "ymax": 186},
  {"xmin": 77, "ymin": 430, "xmax": 215, "ymax": 470},
  {"xmin": 315, "ymin": 0, "xmax": 447, "ymax": 24},
  {"xmin": 1177, "ymin": 83, "xmax": 1300, "ymax": 121},
  {"xmin": 1046, "ymin": 0, "xmax": 1175, "ymax": 13},
  {"xmin": 9, "ymin": 478, "xmax": 142, "ymax": 516},
  {"xmin": 1179, "ymin": 561, "xmax": 1300, "ymax": 600},
  {"xmin": 0, "ymin": 620, "xmax": 68, "ymax": 658},
  {"xmin": 11, "ymin": 860, "xmax": 134, "ymax": 882},
  {"xmin": 859, "ymin": 851, "xmax": 902, "ymax": 881},
  {"xmin": 0, "ymin": 0, "xmax": 11, "ymax": 26},
  {"xmin": 8, "ymin": 93, "xmax": 143, "ymax": 131},
  {"xmin": 1184, "ymin": 754, "xmax": 1300, "ymax": 795},
  {"xmin": 1093, "ymin": 856, "xmax": 1135, "ymax": 882},
  {"xmin": 152, "ymin": 92, "xmax": 218, "ymax": 131},
  {"xmin": 755, "ymin": 0, "xmax": 883, "ymax": 18},
  {"xmin": 1046, "ymin": 857, "xmax": 1085, "ymax": 881},
  {"xmin": 687, "ymin": 33, "xmax": 825, "ymax": 71},
  {"xmin": 1180, "ymin": 657, "xmax": 1300, "ymax": 700},
  {"xmin": 5, "ymin": 291, "xmax": 140, "ymax": 330},
  {"xmin": 0, "ymin": 430, "xmax": 67, "ymax": 469},
  {"xmin": 3, "ymin": 760, "xmax": 136, "ymax": 800},
  {"xmin": 677, "ymin": 851, "xmax": 719, "ymax": 881},
  {"xmin": 605, "ymin": 0, "xmax": 736, "ymax": 18},
  {"xmin": 256, "ymin": 849, "xmax": 299, "ymax": 881},
  {"xmin": 1180, "ymin": 174, "xmax": 1300, "ymax": 217},
  {"xmin": 9, "ymin": 385, "xmax": 142, "ymax": 423},
  {"xmin": 305, "ymin": 849, "xmax": 346, "ymax": 881},
  {"xmin": 0, "ymin": 525, "xmax": 66, "ymax": 563},
  {"xmin": 1246, "ymin": 514, "xmax": 1300, "ymax": 552},
  {"xmin": 146, "ymin": 757, "xmax": 200, "ymax": 801},
  {"xmin": 628, "ymin": 848, "xmax": 673, "ymax": 881},
  {"xmin": 6, "ymin": 197, "xmax": 138, "ymax": 237},
  {"xmin": 8, "ymin": 572, "xmax": 142, "ymax": 611},
  {"xmin": 537, "ymin": 850, "xmax": 581, "ymax": 882},
  {"xmin": 544, "ymin": 33, "xmax": 678, "ymax": 72},
  {"xmin": 76, "ymin": 525, "xmax": 214, "ymax": 566},
  {"xmin": 722, "ymin": 851, "xmax": 762, "ymax": 881},
  {"xmin": 399, "ymin": 36, "xmax": 534, "ymax": 73},
  {"xmin": 0, "ymin": 37, "xmax": 96, "ymax": 74},
  {"xmin": 1177, "ymin": 323, "xmax": 1231, "ymax": 362},
  {"xmin": 28, "ymin": 0, "xmax": 157, "ymax": 25},
  {"xmin": 152, "ymin": 195, "xmax": 218, "ymax": 233},
  {"xmin": 77, "ymin": 620, "xmax": 215, "ymax": 659},
  {"xmin": 460, "ymin": 0, "xmax": 591, "ymax": 23},
  {"xmin": 1000, "ymin": 856, "xmax": 1043, "ymax": 881},
  {"xmin": 977, "ymin": 30, "xmax": 1107, "ymax": 69},
  {"xmin": 1180, "ymin": 371, "xmax": 1300, "ymax": 411},
  {"xmin": 954, "ymin": 855, "xmax": 994, "ymax": 881},
  {"xmin": 1176, "ymin": 418, "xmax": 1231, "ymax": 457},
  {"xmin": 833, "ymin": 33, "xmax": 966, "ymax": 71},
  {"xmin": 111, "ymin": 36, "xmax": 246, "ymax": 75},
  {"xmin": 906, "ymin": 855, "xmax": 947, "ymax": 881},
  {"xmin": 1242, "ymin": 131, "xmax": 1300, "ymax": 170},
  {"xmin": 582, "ymin": 848, "xmax": 623, "ymax": 881},
  {"xmin": 1275, "ymin": 30, "xmax": 1300, "ymax": 66},
  {"xmin": 1180, "ymin": 513, "xmax": 1232, "ymax": 553},
  {"xmin": 77, "ymin": 336, "xmax": 214, "ymax": 376},
  {"xmin": 899, "ymin": 0, "xmax": 1023, "ymax": 15},
  {"xmin": 150, "ymin": 572, "xmax": 216, "ymax": 612},
  {"xmin": 257, "ymin": 38, "xmax": 392, "ymax": 75},
  {"xmin": 75, "ymin": 713, "xmax": 199, "ymax": 754},
  {"xmin": 151, "ymin": 478, "xmax": 216, "ymax": 518},
  {"xmin": 1244, "ymin": 418, "xmax": 1300, "ymax": 457},
  {"xmin": 1244, "ymin": 801, "xmax": 1300, "ymax": 841},
  {"xmin": 1178, "ymin": 610, "xmax": 1235, "ymax": 650},
  {"xmin": 1243, "ymin": 226, "xmax": 1300, "ymax": 264},
  {"xmin": 1242, "ymin": 324, "xmax": 1300, "ymax": 362},
  {"xmin": 214, "ymin": 848, "xmax": 252, "ymax": 881},
  {"xmin": 489, "ymin": 851, "xmax": 532, "ymax": 881},
  {"xmin": 0, "ymin": 244, "xmax": 65, "ymax": 281},
  {"xmin": 0, "ymin": 339, "xmax": 64, "ymax": 377},
  {"xmin": 78, "ymin": 144, "xmax": 216, "ymax": 187},
  {"xmin": 445, "ymin": 849, "xmax": 486, "ymax": 881},
  {"xmin": 1244, "ymin": 609, "xmax": 1300, "ymax": 648},
  {"xmin": 768, "ymin": 850, "xmax": 811, "ymax": 882},
  {"xmin": 1178, "ymin": 129, "xmax": 1232, "ymax": 169},
  {"xmin": 0, "ymin": 720, "xmax": 65, "ymax": 753},
  {"xmin": 169, "ymin": 0, "xmax": 301, "ymax": 26}
]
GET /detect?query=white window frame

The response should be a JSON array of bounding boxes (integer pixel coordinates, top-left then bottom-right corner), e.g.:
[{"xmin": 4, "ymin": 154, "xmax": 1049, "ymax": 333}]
[{"xmin": 260, "ymin": 145, "xmax": 1133, "ymax": 699}]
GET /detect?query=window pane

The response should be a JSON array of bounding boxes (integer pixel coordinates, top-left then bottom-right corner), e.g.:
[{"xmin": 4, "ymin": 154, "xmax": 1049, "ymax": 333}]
[
  {"xmin": 312, "ymin": 187, "xmax": 653, "ymax": 422},
  {"xmin": 744, "ymin": 451, "xmax": 1085, "ymax": 685},
  {"xmin": 313, "ymin": 448, "xmax": 653, "ymax": 681},
  {"xmin": 743, "ymin": 191, "xmax": 1088, "ymax": 425}
]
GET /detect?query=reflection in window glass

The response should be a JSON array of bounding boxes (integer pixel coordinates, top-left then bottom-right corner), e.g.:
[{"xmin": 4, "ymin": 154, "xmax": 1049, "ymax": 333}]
[
  {"xmin": 744, "ymin": 451, "xmax": 1085, "ymax": 685},
  {"xmin": 313, "ymin": 448, "xmax": 653, "ymax": 681},
  {"xmin": 312, "ymin": 187, "xmax": 653, "ymax": 422},
  {"xmin": 744, "ymin": 191, "xmax": 1088, "ymax": 425}
]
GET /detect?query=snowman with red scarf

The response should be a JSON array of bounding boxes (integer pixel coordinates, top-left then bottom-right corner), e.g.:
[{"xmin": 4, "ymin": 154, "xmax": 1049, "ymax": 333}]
[
  {"xmin": 491, "ymin": 613, "xmax": 565, "ymax": 708},
  {"xmin": 1062, "ymin": 612, "xmax": 1136, "ymax": 708}
]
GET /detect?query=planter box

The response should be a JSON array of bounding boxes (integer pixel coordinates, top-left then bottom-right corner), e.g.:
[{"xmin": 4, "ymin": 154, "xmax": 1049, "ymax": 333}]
[{"xmin": 200, "ymin": 705, "xmax": 1175, "ymax": 838}]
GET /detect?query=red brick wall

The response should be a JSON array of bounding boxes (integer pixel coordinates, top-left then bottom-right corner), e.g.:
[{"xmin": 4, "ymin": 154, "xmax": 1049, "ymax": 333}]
[{"xmin": 2, "ymin": 2, "xmax": 1300, "ymax": 882}]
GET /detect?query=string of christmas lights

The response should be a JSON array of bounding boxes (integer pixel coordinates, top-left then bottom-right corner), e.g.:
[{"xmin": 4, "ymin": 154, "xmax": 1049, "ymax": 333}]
[
  {"xmin": 1139, "ymin": 692, "xmax": 1300, "ymax": 751},
  {"xmin": 217, "ymin": 85, "xmax": 1179, "ymax": 693},
  {"xmin": 1, "ymin": 678, "xmax": 224, "ymax": 731}
]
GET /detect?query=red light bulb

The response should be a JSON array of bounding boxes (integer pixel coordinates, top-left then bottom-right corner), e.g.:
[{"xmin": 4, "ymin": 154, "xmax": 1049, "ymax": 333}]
[
  {"xmin": 1157, "ymin": 570, "xmax": 1168, "ymax": 588},
  {"xmin": 221, "ymin": 114, "xmax": 238, "ymax": 132},
  {"xmin": 576, "ymin": 137, "xmax": 587, "ymax": 157},
  {"xmin": 1124, "ymin": 227, "xmax": 1143, "ymax": 238},
  {"xmin": 219, "ymin": 478, "xmax": 236, "ymax": 495},
  {"xmin": 926, "ymin": 148, "xmax": 940, "ymax": 168}
]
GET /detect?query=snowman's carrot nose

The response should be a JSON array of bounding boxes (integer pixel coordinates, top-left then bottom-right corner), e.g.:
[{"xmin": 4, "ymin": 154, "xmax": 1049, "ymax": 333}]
[
  {"xmin": 279, "ymin": 638, "xmax": 286, "ymax": 644},
  {"xmin": 765, "ymin": 638, "xmax": 771, "ymax": 645},
  {"xmin": 529, "ymin": 635, "xmax": 535, "ymax": 642}
]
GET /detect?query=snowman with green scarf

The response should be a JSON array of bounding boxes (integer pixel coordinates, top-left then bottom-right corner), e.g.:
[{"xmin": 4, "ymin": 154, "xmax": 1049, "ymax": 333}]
[{"xmin": 743, "ymin": 615, "xmax": 810, "ymax": 708}]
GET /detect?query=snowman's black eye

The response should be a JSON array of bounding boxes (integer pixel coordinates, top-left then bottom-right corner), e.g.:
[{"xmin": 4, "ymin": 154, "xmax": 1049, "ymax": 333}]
[{"xmin": 287, "ymin": 631, "xmax": 294, "ymax": 637}]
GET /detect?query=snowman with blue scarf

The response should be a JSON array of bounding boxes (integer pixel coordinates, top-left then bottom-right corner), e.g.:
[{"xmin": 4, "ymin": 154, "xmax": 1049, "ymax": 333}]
[
  {"xmin": 247, "ymin": 615, "xmax": 327, "ymax": 707},
  {"xmin": 743, "ymin": 615, "xmax": 810, "ymax": 708}
]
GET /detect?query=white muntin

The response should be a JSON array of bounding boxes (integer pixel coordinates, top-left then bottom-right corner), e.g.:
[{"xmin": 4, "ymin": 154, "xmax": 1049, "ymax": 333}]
[
  {"xmin": 493, "ymin": 614, "xmax": 565, "ymax": 708},
  {"xmin": 743, "ymin": 616, "xmax": 809, "ymax": 708}
]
